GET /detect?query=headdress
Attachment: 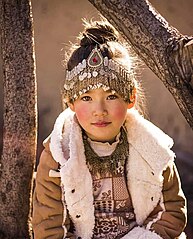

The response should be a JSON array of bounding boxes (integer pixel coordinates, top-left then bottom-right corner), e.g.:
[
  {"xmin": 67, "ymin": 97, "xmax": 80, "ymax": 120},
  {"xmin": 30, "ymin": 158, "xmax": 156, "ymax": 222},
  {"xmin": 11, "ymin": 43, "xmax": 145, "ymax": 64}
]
[{"xmin": 63, "ymin": 46, "xmax": 135, "ymax": 102}]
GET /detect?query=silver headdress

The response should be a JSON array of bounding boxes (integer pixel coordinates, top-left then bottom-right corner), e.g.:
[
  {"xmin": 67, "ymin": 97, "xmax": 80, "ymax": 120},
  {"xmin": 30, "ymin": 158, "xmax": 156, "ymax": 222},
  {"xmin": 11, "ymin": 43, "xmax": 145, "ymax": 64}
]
[{"xmin": 63, "ymin": 47, "xmax": 135, "ymax": 102}]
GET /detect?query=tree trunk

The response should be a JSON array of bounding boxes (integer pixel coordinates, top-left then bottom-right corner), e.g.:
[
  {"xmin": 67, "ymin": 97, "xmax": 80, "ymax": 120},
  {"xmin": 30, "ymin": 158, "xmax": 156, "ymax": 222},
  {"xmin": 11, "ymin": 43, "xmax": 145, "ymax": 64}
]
[
  {"xmin": 0, "ymin": 0, "xmax": 37, "ymax": 238},
  {"xmin": 88, "ymin": 0, "xmax": 193, "ymax": 129}
]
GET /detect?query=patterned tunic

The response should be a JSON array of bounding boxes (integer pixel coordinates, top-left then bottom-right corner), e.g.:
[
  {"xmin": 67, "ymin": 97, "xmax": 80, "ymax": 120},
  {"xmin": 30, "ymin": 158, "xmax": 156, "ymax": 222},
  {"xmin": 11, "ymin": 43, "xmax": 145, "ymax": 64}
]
[{"xmin": 84, "ymin": 131, "xmax": 137, "ymax": 239}]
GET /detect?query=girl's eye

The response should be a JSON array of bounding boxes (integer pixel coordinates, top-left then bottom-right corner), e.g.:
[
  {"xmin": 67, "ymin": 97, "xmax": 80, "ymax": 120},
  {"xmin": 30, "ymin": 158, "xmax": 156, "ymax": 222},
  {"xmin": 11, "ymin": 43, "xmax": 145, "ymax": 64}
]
[
  {"xmin": 107, "ymin": 94, "xmax": 118, "ymax": 100},
  {"xmin": 81, "ymin": 95, "xmax": 92, "ymax": 101}
]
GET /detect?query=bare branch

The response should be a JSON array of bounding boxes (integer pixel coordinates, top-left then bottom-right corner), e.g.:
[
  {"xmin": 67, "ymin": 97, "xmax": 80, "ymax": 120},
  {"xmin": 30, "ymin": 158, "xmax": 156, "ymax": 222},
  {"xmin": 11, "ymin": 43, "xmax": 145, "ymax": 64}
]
[
  {"xmin": 88, "ymin": 0, "xmax": 193, "ymax": 128},
  {"xmin": 0, "ymin": 0, "xmax": 37, "ymax": 237}
]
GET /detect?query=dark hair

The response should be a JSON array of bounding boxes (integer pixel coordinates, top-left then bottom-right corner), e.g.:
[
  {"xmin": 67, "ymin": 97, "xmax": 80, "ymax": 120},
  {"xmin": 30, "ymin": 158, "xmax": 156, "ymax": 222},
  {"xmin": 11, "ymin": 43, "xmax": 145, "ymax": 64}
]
[
  {"xmin": 66, "ymin": 19, "xmax": 130, "ymax": 71},
  {"xmin": 63, "ymin": 18, "xmax": 146, "ymax": 115}
]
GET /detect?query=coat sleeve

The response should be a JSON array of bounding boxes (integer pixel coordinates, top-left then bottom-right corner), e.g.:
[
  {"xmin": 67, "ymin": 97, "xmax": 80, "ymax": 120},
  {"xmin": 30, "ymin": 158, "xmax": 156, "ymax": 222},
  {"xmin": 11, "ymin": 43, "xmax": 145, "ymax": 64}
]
[
  {"xmin": 32, "ymin": 141, "xmax": 75, "ymax": 239},
  {"xmin": 144, "ymin": 163, "xmax": 187, "ymax": 239},
  {"xmin": 122, "ymin": 163, "xmax": 187, "ymax": 239}
]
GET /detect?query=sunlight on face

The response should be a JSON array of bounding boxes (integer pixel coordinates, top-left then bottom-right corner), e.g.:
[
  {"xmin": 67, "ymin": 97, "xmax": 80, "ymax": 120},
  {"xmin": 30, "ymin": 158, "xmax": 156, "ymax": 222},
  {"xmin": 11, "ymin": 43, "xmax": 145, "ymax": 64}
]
[{"xmin": 70, "ymin": 88, "xmax": 129, "ymax": 142}]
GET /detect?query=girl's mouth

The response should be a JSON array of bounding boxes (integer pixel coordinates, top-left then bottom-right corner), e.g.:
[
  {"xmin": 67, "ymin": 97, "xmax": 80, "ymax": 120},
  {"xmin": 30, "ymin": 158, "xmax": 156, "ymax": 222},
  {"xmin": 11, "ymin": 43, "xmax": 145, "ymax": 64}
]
[{"xmin": 91, "ymin": 121, "xmax": 111, "ymax": 127}]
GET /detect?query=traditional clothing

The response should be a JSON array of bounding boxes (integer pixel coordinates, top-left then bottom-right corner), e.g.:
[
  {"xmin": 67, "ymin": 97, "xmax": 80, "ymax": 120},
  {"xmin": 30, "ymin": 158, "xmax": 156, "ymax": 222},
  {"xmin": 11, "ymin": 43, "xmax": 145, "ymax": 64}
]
[{"xmin": 32, "ymin": 108, "xmax": 187, "ymax": 239}]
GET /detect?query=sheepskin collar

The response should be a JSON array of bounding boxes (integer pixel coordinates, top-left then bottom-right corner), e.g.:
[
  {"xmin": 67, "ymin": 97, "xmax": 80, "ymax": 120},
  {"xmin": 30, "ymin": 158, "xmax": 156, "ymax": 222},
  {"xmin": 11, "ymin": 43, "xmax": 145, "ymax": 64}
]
[
  {"xmin": 49, "ymin": 107, "xmax": 175, "ymax": 238},
  {"xmin": 50, "ymin": 107, "xmax": 174, "ymax": 172},
  {"xmin": 125, "ymin": 109, "xmax": 174, "ymax": 175},
  {"xmin": 124, "ymin": 109, "xmax": 175, "ymax": 224}
]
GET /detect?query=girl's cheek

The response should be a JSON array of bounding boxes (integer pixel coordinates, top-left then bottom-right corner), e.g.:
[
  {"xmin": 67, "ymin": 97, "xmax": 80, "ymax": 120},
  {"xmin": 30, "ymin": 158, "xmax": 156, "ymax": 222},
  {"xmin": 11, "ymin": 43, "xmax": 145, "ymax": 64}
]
[
  {"xmin": 74, "ymin": 106, "xmax": 89, "ymax": 121},
  {"xmin": 112, "ymin": 105, "xmax": 127, "ymax": 119}
]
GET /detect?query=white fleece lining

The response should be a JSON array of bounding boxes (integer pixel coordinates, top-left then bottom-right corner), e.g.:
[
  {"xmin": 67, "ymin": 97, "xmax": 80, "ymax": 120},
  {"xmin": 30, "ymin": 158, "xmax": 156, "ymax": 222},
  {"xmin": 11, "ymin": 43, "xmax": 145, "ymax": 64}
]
[
  {"xmin": 121, "ymin": 226, "xmax": 163, "ymax": 239},
  {"xmin": 50, "ymin": 108, "xmax": 73, "ymax": 166},
  {"xmin": 125, "ymin": 110, "xmax": 174, "ymax": 225},
  {"xmin": 50, "ymin": 109, "xmax": 95, "ymax": 239},
  {"xmin": 146, "ymin": 193, "xmax": 165, "ymax": 230},
  {"xmin": 49, "ymin": 108, "xmax": 175, "ymax": 238}
]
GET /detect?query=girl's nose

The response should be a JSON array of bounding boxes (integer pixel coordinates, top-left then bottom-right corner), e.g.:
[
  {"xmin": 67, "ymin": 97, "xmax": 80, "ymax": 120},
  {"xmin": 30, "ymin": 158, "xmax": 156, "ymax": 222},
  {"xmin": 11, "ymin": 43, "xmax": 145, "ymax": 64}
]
[{"xmin": 93, "ymin": 102, "xmax": 108, "ymax": 116}]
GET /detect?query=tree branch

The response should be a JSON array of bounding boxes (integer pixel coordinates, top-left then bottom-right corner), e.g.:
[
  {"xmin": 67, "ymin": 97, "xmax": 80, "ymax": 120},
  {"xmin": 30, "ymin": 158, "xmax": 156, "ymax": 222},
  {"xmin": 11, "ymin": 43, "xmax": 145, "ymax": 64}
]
[
  {"xmin": 0, "ymin": 0, "xmax": 37, "ymax": 237},
  {"xmin": 88, "ymin": 0, "xmax": 193, "ymax": 128}
]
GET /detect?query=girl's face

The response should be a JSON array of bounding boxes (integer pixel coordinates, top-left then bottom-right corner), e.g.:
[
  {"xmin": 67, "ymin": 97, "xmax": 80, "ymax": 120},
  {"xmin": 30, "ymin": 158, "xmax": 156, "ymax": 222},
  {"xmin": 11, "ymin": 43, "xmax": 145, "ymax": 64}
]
[{"xmin": 70, "ymin": 88, "xmax": 133, "ymax": 143}]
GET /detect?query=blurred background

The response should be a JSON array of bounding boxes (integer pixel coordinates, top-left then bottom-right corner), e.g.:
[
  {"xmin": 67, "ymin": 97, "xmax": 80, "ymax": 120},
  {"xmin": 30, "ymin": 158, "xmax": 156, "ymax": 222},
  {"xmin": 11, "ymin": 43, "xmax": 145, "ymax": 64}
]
[{"xmin": 0, "ymin": 0, "xmax": 192, "ymax": 237}]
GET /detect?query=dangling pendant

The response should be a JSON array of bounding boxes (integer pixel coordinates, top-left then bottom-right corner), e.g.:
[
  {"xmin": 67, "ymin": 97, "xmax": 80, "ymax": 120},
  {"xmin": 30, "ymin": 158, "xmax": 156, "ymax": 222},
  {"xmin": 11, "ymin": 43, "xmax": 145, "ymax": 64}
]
[{"xmin": 87, "ymin": 47, "xmax": 103, "ymax": 68}]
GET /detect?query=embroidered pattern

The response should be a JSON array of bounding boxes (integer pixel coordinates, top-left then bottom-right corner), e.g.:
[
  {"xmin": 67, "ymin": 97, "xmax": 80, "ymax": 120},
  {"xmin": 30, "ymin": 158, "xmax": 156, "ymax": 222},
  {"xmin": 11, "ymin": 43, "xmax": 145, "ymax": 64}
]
[
  {"xmin": 93, "ymin": 213, "xmax": 136, "ymax": 239},
  {"xmin": 93, "ymin": 180, "xmax": 102, "ymax": 192},
  {"xmin": 116, "ymin": 200, "xmax": 127, "ymax": 210},
  {"xmin": 83, "ymin": 127, "xmax": 137, "ymax": 238},
  {"xmin": 113, "ymin": 177, "xmax": 130, "ymax": 201},
  {"xmin": 95, "ymin": 216, "xmax": 118, "ymax": 237},
  {"xmin": 101, "ymin": 190, "xmax": 112, "ymax": 200}
]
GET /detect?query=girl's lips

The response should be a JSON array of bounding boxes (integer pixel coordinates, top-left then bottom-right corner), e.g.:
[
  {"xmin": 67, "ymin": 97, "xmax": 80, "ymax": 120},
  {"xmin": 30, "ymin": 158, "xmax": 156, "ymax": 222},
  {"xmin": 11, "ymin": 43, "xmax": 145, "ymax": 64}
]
[{"xmin": 91, "ymin": 122, "xmax": 111, "ymax": 127}]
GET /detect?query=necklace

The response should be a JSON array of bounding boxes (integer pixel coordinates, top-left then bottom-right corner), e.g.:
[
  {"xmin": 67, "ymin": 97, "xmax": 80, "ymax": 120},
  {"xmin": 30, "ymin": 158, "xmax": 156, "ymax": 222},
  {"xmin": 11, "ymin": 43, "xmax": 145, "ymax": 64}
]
[{"xmin": 82, "ymin": 127, "xmax": 129, "ymax": 176}]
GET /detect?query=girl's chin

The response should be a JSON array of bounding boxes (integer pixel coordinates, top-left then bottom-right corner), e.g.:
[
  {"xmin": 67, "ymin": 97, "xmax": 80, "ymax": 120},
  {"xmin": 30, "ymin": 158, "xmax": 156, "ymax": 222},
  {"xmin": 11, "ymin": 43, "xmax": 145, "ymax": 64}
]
[
  {"xmin": 87, "ymin": 133, "xmax": 117, "ymax": 143},
  {"xmin": 83, "ymin": 126, "xmax": 120, "ymax": 142}
]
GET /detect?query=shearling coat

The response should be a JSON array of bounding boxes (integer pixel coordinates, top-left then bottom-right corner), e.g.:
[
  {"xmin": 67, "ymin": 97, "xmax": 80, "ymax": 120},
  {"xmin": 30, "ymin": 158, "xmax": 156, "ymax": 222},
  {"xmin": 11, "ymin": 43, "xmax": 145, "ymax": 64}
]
[{"xmin": 32, "ymin": 108, "xmax": 187, "ymax": 239}]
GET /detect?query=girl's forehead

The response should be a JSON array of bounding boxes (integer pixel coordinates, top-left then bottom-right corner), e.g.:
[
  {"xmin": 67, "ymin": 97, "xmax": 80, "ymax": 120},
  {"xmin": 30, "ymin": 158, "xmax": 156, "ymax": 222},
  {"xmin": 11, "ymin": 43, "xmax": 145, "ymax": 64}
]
[{"xmin": 84, "ymin": 88, "xmax": 116, "ymax": 95}]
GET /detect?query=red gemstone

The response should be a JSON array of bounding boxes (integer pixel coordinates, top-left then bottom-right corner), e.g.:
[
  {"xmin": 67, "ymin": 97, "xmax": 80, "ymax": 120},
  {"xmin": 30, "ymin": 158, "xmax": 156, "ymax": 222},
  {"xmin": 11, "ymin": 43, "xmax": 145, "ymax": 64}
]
[{"xmin": 93, "ymin": 57, "xmax": 98, "ymax": 63}]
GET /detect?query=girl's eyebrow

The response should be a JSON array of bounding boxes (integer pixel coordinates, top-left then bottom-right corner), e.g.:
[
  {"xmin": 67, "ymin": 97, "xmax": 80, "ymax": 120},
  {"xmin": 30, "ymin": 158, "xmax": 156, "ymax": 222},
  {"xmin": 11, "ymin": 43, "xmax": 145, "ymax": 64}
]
[{"xmin": 83, "ymin": 89, "xmax": 116, "ymax": 94}]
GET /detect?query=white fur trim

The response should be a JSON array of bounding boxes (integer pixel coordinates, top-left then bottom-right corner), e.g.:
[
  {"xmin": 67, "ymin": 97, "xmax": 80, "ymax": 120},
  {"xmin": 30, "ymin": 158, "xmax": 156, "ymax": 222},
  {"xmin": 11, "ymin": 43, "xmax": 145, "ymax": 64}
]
[
  {"xmin": 125, "ymin": 109, "xmax": 174, "ymax": 225},
  {"xmin": 50, "ymin": 108, "xmax": 95, "ymax": 239},
  {"xmin": 60, "ymin": 114, "xmax": 95, "ymax": 239},
  {"xmin": 50, "ymin": 108, "xmax": 74, "ymax": 166},
  {"xmin": 125, "ymin": 109, "xmax": 175, "ymax": 174},
  {"xmin": 146, "ymin": 194, "xmax": 165, "ymax": 230},
  {"xmin": 146, "ymin": 210, "xmax": 163, "ymax": 230},
  {"xmin": 49, "ymin": 169, "xmax": 60, "ymax": 177},
  {"xmin": 179, "ymin": 232, "xmax": 187, "ymax": 239},
  {"xmin": 49, "ymin": 108, "xmax": 176, "ymax": 238},
  {"xmin": 61, "ymin": 185, "xmax": 68, "ymax": 239},
  {"xmin": 121, "ymin": 226, "xmax": 163, "ymax": 238}
]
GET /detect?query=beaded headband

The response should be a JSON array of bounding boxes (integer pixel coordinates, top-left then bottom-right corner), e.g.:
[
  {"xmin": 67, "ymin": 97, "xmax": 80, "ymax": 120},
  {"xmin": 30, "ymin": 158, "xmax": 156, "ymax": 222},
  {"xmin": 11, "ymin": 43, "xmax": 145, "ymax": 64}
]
[{"xmin": 63, "ymin": 46, "xmax": 135, "ymax": 102}]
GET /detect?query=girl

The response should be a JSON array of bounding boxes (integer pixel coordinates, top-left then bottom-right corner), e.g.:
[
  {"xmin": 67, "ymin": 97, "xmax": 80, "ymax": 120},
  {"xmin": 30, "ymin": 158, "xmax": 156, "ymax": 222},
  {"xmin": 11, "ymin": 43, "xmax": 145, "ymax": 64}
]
[{"xmin": 32, "ymin": 19, "xmax": 187, "ymax": 239}]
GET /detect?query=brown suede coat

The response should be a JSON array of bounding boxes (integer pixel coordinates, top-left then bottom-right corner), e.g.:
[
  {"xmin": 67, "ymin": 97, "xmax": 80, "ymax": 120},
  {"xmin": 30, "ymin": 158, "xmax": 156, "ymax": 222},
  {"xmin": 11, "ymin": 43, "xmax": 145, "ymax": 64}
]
[
  {"xmin": 32, "ymin": 109, "xmax": 187, "ymax": 239},
  {"xmin": 32, "ymin": 142, "xmax": 187, "ymax": 239}
]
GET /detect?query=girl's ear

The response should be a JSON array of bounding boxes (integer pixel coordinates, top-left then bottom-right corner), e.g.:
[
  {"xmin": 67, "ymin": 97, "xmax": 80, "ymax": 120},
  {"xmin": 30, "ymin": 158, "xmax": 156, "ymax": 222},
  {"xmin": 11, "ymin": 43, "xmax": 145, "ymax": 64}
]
[
  {"xmin": 128, "ymin": 88, "xmax": 136, "ymax": 109},
  {"xmin": 128, "ymin": 101, "xmax": 135, "ymax": 109},
  {"xmin": 68, "ymin": 103, "xmax": 75, "ymax": 112}
]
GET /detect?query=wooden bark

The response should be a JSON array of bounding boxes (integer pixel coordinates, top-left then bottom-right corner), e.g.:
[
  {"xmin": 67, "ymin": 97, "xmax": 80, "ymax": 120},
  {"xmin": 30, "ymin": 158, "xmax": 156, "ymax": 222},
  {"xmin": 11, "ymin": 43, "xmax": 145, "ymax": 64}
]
[
  {"xmin": 0, "ymin": 0, "xmax": 37, "ymax": 238},
  {"xmin": 88, "ymin": 0, "xmax": 193, "ymax": 129}
]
